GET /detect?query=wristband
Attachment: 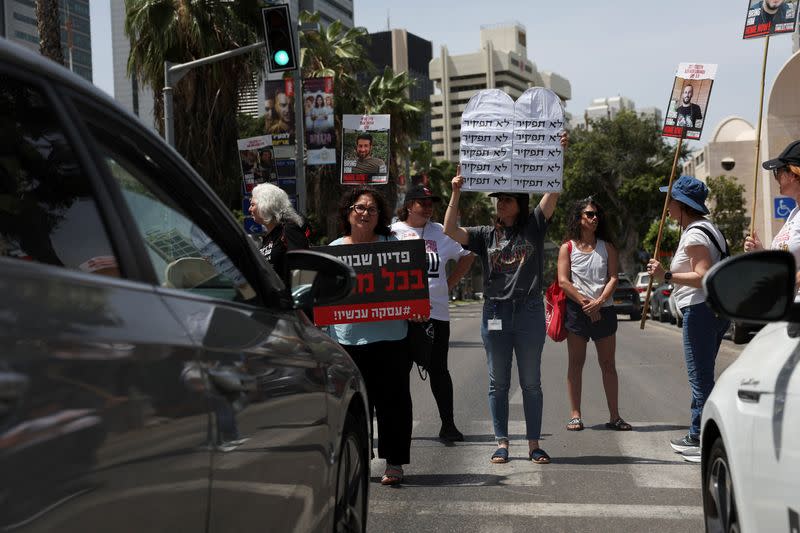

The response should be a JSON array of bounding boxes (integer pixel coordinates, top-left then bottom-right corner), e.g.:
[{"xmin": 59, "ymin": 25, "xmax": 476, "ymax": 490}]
[{"xmin": 664, "ymin": 271, "xmax": 672, "ymax": 282}]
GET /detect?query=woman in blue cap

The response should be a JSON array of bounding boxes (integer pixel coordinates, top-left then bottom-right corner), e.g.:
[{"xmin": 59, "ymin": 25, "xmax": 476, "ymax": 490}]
[{"xmin": 646, "ymin": 175, "xmax": 730, "ymax": 457}]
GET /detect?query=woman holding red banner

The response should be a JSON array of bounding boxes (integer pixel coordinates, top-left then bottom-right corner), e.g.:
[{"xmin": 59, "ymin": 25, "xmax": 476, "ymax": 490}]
[
  {"xmin": 326, "ymin": 186, "xmax": 413, "ymax": 486},
  {"xmin": 557, "ymin": 198, "xmax": 629, "ymax": 432}
]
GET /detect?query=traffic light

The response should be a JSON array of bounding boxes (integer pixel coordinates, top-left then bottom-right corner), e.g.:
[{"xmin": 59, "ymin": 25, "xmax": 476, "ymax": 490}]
[{"xmin": 261, "ymin": 5, "xmax": 297, "ymax": 73}]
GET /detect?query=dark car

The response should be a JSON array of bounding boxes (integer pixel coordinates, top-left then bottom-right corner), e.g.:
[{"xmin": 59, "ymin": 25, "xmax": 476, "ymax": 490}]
[
  {"xmin": 648, "ymin": 282, "xmax": 674, "ymax": 323},
  {"xmin": 612, "ymin": 277, "xmax": 642, "ymax": 320},
  {"xmin": 0, "ymin": 40, "xmax": 369, "ymax": 533}
]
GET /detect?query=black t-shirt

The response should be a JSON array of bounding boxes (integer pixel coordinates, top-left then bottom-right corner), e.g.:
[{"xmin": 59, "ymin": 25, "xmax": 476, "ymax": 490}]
[
  {"xmin": 258, "ymin": 222, "xmax": 309, "ymax": 276},
  {"xmin": 465, "ymin": 205, "xmax": 548, "ymax": 301},
  {"xmin": 676, "ymin": 103, "xmax": 702, "ymax": 128}
]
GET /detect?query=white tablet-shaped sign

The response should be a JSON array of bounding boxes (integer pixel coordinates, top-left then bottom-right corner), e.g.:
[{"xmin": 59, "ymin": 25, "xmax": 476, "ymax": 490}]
[
  {"xmin": 459, "ymin": 90, "xmax": 515, "ymax": 191},
  {"xmin": 512, "ymin": 87, "xmax": 565, "ymax": 193}
]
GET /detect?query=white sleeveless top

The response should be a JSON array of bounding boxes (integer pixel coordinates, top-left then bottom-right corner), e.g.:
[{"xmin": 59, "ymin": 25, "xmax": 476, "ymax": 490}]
[{"xmin": 569, "ymin": 239, "xmax": 612, "ymax": 307}]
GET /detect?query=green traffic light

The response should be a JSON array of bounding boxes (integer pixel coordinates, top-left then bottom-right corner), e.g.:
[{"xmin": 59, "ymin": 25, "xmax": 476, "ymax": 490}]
[{"xmin": 274, "ymin": 50, "xmax": 290, "ymax": 66}]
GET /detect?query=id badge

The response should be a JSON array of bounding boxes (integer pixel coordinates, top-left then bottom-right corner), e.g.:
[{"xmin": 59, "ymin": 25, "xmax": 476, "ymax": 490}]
[{"xmin": 487, "ymin": 319, "xmax": 503, "ymax": 331}]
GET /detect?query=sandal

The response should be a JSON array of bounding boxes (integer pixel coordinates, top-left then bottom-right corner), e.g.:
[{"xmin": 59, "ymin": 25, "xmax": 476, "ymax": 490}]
[
  {"xmin": 566, "ymin": 417, "xmax": 584, "ymax": 431},
  {"xmin": 490, "ymin": 447, "xmax": 509, "ymax": 464},
  {"xmin": 605, "ymin": 418, "xmax": 632, "ymax": 431},
  {"xmin": 529, "ymin": 448, "xmax": 551, "ymax": 464},
  {"xmin": 381, "ymin": 465, "xmax": 403, "ymax": 486}
]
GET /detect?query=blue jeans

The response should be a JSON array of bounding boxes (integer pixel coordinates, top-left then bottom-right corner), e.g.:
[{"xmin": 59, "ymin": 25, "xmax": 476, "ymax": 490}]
[
  {"xmin": 481, "ymin": 297, "xmax": 546, "ymax": 442},
  {"xmin": 681, "ymin": 302, "xmax": 730, "ymax": 438}
]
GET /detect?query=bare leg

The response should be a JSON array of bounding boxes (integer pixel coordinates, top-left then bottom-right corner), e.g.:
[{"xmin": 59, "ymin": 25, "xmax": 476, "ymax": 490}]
[
  {"xmin": 595, "ymin": 334, "xmax": 620, "ymax": 421},
  {"xmin": 566, "ymin": 332, "xmax": 588, "ymax": 420}
]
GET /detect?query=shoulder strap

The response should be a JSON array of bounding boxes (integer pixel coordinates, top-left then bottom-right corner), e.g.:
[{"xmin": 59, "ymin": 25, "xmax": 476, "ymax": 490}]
[{"xmin": 689, "ymin": 225, "xmax": 729, "ymax": 259}]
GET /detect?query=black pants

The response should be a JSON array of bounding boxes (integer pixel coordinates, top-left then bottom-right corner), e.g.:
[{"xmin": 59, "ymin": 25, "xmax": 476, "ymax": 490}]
[
  {"xmin": 430, "ymin": 319, "xmax": 455, "ymax": 424},
  {"xmin": 345, "ymin": 339, "xmax": 413, "ymax": 465}
]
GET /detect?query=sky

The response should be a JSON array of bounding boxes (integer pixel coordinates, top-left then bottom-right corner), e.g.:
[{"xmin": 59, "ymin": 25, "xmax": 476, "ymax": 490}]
[
  {"xmin": 353, "ymin": 0, "xmax": 798, "ymax": 150},
  {"xmin": 91, "ymin": 0, "xmax": 798, "ymax": 152}
]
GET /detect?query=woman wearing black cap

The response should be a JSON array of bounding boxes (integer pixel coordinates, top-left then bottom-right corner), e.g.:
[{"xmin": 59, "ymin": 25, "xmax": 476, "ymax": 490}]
[
  {"xmin": 646, "ymin": 175, "xmax": 730, "ymax": 459},
  {"xmin": 745, "ymin": 141, "xmax": 800, "ymax": 292},
  {"xmin": 392, "ymin": 184, "xmax": 475, "ymax": 442},
  {"xmin": 443, "ymin": 172, "xmax": 560, "ymax": 465}
]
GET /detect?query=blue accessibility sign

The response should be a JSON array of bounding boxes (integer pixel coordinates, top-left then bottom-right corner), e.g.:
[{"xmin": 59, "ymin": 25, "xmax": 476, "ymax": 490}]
[{"xmin": 774, "ymin": 197, "xmax": 797, "ymax": 219}]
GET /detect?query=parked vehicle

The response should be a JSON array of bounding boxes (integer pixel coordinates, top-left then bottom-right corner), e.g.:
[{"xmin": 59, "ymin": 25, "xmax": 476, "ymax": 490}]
[
  {"xmin": 668, "ymin": 292, "xmax": 683, "ymax": 328},
  {"xmin": 0, "ymin": 39, "xmax": 369, "ymax": 533},
  {"xmin": 633, "ymin": 271, "xmax": 650, "ymax": 303},
  {"xmin": 611, "ymin": 277, "xmax": 642, "ymax": 320},
  {"xmin": 648, "ymin": 282, "xmax": 674, "ymax": 323},
  {"xmin": 700, "ymin": 250, "xmax": 800, "ymax": 532}
]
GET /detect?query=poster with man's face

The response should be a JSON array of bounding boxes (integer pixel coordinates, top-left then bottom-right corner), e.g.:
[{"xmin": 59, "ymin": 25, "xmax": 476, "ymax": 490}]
[
  {"xmin": 743, "ymin": 0, "xmax": 798, "ymax": 38},
  {"xmin": 237, "ymin": 135, "xmax": 276, "ymax": 193},
  {"xmin": 264, "ymin": 78, "xmax": 295, "ymax": 145},
  {"xmin": 303, "ymin": 77, "xmax": 336, "ymax": 165},
  {"xmin": 662, "ymin": 63, "xmax": 718, "ymax": 141},
  {"xmin": 341, "ymin": 114, "xmax": 390, "ymax": 185}
]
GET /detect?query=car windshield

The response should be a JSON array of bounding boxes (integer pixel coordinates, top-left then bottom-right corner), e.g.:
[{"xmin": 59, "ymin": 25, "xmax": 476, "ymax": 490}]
[{"xmin": 617, "ymin": 279, "xmax": 633, "ymax": 288}]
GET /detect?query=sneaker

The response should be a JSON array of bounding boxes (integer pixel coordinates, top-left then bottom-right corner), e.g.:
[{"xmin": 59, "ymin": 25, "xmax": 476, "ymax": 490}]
[
  {"xmin": 439, "ymin": 422, "xmax": 464, "ymax": 442},
  {"xmin": 682, "ymin": 448, "xmax": 702, "ymax": 463},
  {"xmin": 670, "ymin": 434, "xmax": 700, "ymax": 453}
]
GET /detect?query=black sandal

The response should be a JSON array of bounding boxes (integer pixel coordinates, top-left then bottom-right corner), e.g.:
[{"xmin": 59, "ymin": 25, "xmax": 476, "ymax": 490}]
[{"xmin": 605, "ymin": 418, "xmax": 632, "ymax": 431}]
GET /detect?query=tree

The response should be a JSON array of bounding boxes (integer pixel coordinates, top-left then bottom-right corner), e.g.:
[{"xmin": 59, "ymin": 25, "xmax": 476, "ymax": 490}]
[
  {"xmin": 36, "ymin": 0, "xmax": 64, "ymax": 65},
  {"xmin": 642, "ymin": 219, "xmax": 681, "ymax": 258},
  {"xmin": 707, "ymin": 175, "xmax": 749, "ymax": 253},
  {"xmin": 553, "ymin": 111, "xmax": 685, "ymax": 273},
  {"xmin": 125, "ymin": 0, "xmax": 264, "ymax": 208}
]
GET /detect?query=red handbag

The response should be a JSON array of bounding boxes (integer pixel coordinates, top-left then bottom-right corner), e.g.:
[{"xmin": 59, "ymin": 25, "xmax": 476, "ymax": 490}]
[{"xmin": 544, "ymin": 241, "xmax": 572, "ymax": 342}]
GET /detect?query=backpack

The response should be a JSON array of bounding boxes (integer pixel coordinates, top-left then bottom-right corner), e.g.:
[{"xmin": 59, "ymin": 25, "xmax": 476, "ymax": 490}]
[{"xmin": 689, "ymin": 225, "xmax": 730, "ymax": 261}]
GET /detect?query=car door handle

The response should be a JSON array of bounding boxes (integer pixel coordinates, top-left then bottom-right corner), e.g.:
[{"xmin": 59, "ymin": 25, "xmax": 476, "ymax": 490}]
[
  {"xmin": 208, "ymin": 368, "xmax": 257, "ymax": 393},
  {"xmin": 0, "ymin": 371, "xmax": 29, "ymax": 416},
  {"xmin": 737, "ymin": 389, "xmax": 762, "ymax": 403}
]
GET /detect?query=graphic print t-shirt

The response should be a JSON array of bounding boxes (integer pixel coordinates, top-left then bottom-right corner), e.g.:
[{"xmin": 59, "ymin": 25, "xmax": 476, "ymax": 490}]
[
  {"xmin": 465, "ymin": 206, "xmax": 548, "ymax": 301},
  {"xmin": 391, "ymin": 220, "xmax": 471, "ymax": 320}
]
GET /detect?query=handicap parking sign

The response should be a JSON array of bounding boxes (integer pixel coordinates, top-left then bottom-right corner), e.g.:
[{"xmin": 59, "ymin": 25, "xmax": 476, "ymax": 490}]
[{"xmin": 774, "ymin": 197, "xmax": 797, "ymax": 219}]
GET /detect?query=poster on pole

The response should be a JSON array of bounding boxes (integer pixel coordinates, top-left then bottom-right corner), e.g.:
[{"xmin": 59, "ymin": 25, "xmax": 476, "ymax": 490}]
[
  {"xmin": 264, "ymin": 78, "xmax": 295, "ymax": 145},
  {"xmin": 303, "ymin": 77, "xmax": 336, "ymax": 165},
  {"xmin": 743, "ymin": 0, "xmax": 798, "ymax": 38},
  {"xmin": 662, "ymin": 63, "xmax": 717, "ymax": 141},
  {"xmin": 511, "ymin": 88, "xmax": 565, "ymax": 193},
  {"xmin": 459, "ymin": 89, "xmax": 515, "ymax": 192},
  {"xmin": 311, "ymin": 240, "xmax": 429, "ymax": 325},
  {"xmin": 237, "ymin": 135, "xmax": 277, "ymax": 192},
  {"xmin": 341, "ymin": 114, "xmax": 390, "ymax": 185}
]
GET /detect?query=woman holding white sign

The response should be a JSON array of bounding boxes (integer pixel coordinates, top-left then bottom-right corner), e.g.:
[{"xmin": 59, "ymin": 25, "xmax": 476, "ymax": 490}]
[
  {"xmin": 326, "ymin": 186, "xmax": 413, "ymax": 486},
  {"xmin": 444, "ymin": 134, "xmax": 566, "ymax": 464}
]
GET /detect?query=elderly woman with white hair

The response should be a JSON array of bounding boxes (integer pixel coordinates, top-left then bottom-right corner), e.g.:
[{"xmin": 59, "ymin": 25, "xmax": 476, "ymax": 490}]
[{"xmin": 248, "ymin": 183, "xmax": 309, "ymax": 276}]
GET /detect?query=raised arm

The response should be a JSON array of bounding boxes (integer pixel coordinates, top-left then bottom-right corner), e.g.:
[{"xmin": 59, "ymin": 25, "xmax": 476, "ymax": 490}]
[{"xmin": 443, "ymin": 168, "xmax": 469, "ymax": 245}]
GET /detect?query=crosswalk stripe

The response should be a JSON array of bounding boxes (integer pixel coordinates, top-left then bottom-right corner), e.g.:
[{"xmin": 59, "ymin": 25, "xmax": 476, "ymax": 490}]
[
  {"xmin": 614, "ymin": 421, "xmax": 701, "ymax": 488},
  {"xmin": 369, "ymin": 500, "xmax": 703, "ymax": 519}
]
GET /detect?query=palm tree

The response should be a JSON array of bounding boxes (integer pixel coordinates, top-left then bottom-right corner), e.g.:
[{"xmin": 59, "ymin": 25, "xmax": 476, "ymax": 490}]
[
  {"xmin": 125, "ymin": 0, "xmax": 264, "ymax": 208},
  {"xmin": 35, "ymin": 0, "xmax": 64, "ymax": 65}
]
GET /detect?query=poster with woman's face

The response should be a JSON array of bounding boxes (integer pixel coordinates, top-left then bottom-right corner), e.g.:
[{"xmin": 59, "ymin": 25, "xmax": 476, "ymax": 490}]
[
  {"xmin": 743, "ymin": 0, "xmax": 798, "ymax": 38},
  {"xmin": 662, "ymin": 63, "xmax": 717, "ymax": 141},
  {"xmin": 302, "ymin": 77, "xmax": 336, "ymax": 165}
]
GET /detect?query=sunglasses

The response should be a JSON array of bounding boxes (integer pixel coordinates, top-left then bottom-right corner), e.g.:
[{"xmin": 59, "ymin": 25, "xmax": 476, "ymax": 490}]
[
  {"xmin": 351, "ymin": 204, "xmax": 378, "ymax": 216},
  {"xmin": 773, "ymin": 167, "xmax": 787, "ymax": 179},
  {"xmin": 582, "ymin": 210, "xmax": 599, "ymax": 219}
]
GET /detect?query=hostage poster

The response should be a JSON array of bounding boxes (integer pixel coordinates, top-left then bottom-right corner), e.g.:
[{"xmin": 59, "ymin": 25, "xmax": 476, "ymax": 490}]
[
  {"xmin": 662, "ymin": 63, "xmax": 717, "ymax": 141},
  {"xmin": 743, "ymin": 0, "xmax": 798, "ymax": 38},
  {"xmin": 264, "ymin": 78, "xmax": 295, "ymax": 145},
  {"xmin": 311, "ymin": 240, "xmax": 429, "ymax": 325},
  {"xmin": 341, "ymin": 114, "xmax": 390, "ymax": 185},
  {"xmin": 303, "ymin": 77, "xmax": 336, "ymax": 165}
]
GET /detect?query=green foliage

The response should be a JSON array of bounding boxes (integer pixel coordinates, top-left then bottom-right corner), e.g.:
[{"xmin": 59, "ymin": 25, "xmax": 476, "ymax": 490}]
[
  {"xmin": 409, "ymin": 141, "xmax": 433, "ymax": 175},
  {"xmin": 236, "ymin": 113, "xmax": 266, "ymax": 140},
  {"xmin": 555, "ymin": 111, "xmax": 686, "ymax": 272},
  {"xmin": 642, "ymin": 219, "xmax": 681, "ymax": 256},
  {"xmin": 427, "ymin": 159, "xmax": 493, "ymax": 227},
  {"xmin": 707, "ymin": 175, "xmax": 749, "ymax": 253}
]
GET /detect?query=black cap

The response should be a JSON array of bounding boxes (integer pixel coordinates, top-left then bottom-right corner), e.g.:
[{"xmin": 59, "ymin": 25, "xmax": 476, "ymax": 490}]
[
  {"xmin": 763, "ymin": 140, "xmax": 800, "ymax": 170},
  {"xmin": 405, "ymin": 185, "xmax": 441, "ymax": 202},
  {"xmin": 488, "ymin": 192, "xmax": 530, "ymax": 201}
]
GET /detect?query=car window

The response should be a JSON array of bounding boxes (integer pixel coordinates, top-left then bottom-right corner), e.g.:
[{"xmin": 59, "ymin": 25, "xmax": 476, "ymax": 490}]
[
  {"xmin": 96, "ymin": 145, "xmax": 256, "ymax": 303},
  {"xmin": 0, "ymin": 72, "xmax": 119, "ymax": 277},
  {"xmin": 617, "ymin": 279, "xmax": 633, "ymax": 288}
]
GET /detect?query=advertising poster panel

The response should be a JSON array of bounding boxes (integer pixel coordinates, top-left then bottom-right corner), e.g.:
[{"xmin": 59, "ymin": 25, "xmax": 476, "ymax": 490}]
[
  {"xmin": 341, "ymin": 114, "xmax": 390, "ymax": 185},
  {"xmin": 303, "ymin": 77, "xmax": 336, "ymax": 165},
  {"xmin": 264, "ymin": 78, "xmax": 295, "ymax": 145}
]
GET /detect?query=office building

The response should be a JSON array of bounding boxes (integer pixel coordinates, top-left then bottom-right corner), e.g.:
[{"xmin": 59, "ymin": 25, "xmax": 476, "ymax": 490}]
[
  {"xmin": 428, "ymin": 23, "xmax": 571, "ymax": 161},
  {"xmin": 585, "ymin": 96, "xmax": 635, "ymax": 123},
  {"xmin": 1, "ymin": 0, "xmax": 92, "ymax": 81}
]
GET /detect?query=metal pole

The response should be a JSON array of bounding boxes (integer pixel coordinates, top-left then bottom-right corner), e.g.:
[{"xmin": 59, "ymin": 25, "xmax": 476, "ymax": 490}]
[
  {"xmin": 293, "ymin": 25, "xmax": 306, "ymax": 215},
  {"xmin": 163, "ymin": 61, "xmax": 175, "ymax": 147}
]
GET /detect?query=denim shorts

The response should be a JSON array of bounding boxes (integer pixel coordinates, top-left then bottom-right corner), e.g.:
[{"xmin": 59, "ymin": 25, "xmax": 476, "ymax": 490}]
[{"xmin": 565, "ymin": 299, "xmax": 617, "ymax": 340}]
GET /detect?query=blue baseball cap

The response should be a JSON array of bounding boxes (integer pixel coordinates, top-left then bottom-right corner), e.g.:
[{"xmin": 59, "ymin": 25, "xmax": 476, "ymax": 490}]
[{"xmin": 659, "ymin": 175, "xmax": 709, "ymax": 215}]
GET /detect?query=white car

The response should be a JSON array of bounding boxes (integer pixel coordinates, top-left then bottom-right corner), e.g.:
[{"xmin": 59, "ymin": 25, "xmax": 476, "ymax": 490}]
[
  {"xmin": 700, "ymin": 250, "xmax": 800, "ymax": 532},
  {"xmin": 634, "ymin": 271, "xmax": 650, "ymax": 303}
]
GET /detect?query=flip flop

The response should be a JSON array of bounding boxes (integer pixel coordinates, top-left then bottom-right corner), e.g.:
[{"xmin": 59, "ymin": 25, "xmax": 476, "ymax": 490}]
[
  {"xmin": 605, "ymin": 418, "xmax": 632, "ymax": 431},
  {"xmin": 566, "ymin": 417, "xmax": 584, "ymax": 431},
  {"xmin": 381, "ymin": 466, "xmax": 403, "ymax": 485},
  {"xmin": 490, "ymin": 447, "xmax": 509, "ymax": 464},
  {"xmin": 529, "ymin": 448, "xmax": 551, "ymax": 464}
]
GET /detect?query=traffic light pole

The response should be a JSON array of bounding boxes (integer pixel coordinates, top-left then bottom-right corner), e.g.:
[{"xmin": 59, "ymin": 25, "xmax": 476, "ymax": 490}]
[{"xmin": 293, "ymin": 28, "xmax": 306, "ymax": 215}]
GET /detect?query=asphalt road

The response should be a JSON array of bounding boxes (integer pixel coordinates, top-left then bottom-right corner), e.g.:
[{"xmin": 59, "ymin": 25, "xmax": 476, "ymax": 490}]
[{"xmin": 366, "ymin": 301, "xmax": 744, "ymax": 533}]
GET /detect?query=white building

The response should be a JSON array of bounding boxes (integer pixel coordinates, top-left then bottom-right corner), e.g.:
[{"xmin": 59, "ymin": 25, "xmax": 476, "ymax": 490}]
[
  {"xmin": 428, "ymin": 23, "xmax": 571, "ymax": 161},
  {"xmin": 584, "ymin": 96, "xmax": 635, "ymax": 123}
]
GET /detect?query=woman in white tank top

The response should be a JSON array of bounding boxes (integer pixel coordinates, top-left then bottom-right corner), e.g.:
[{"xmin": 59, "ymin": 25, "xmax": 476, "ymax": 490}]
[{"xmin": 557, "ymin": 198, "xmax": 632, "ymax": 432}]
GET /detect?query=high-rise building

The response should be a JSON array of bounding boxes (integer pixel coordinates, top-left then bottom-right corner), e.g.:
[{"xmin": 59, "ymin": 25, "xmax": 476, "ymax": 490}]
[
  {"xmin": 428, "ymin": 23, "xmax": 571, "ymax": 161},
  {"xmin": 364, "ymin": 29, "xmax": 433, "ymax": 142},
  {"xmin": 584, "ymin": 96, "xmax": 636, "ymax": 123},
  {"xmin": 1, "ymin": 0, "xmax": 92, "ymax": 81}
]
